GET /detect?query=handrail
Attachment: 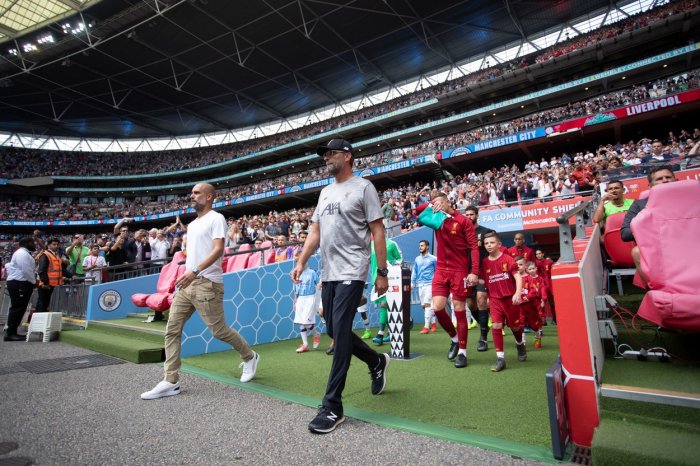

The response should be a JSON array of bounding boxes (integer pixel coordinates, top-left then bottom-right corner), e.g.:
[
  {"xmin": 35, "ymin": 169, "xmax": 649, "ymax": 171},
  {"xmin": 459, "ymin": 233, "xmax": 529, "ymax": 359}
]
[{"xmin": 556, "ymin": 200, "xmax": 592, "ymax": 263}]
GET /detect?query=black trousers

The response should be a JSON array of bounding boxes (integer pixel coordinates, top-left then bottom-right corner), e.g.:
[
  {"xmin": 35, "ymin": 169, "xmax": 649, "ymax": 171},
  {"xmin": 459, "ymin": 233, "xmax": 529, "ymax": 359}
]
[
  {"xmin": 6, "ymin": 280, "xmax": 34, "ymax": 335},
  {"xmin": 35, "ymin": 286, "xmax": 55, "ymax": 313},
  {"xmin": 321, "ymin": 281, "xmax": 380, "ymax": 412}
]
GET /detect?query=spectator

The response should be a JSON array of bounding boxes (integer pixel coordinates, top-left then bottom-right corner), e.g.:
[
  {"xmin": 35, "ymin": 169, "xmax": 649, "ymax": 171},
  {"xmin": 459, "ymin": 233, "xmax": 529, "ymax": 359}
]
[
  {"xmin": 36, "ymin": 238, "xmax": 64, "ymax": 312},
  {"xmin": 151, "ymin": 230, "xmax": 170, "ymax": 262},
  {"xmin": 66, "ymin": 234, "xmax": 90, "ymax": 279},
  {"xmin": 621, "ymin": 166, "xmax": 677, "ymax": 286},
  {"xmin": 82, "ymin": 244, "xmax": 107, "ymax": 284},
  {"xmin": 592, "ymin": 179, "xmax": 633, "ymax": 227}
]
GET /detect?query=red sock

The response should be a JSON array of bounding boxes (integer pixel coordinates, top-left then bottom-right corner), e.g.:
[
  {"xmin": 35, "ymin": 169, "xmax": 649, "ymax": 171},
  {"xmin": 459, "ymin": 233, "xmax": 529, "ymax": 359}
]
[
  {"xmin": 434, "ymin": 309, "xmax": 456, "ymax": 338},
  {"xmin": 492, "ymin": 327, "xmax": 504, "ymax": 352},
  {"xmin": 455, "ymin": 311, "xmax": 468, "ymax": 349},
  {"xmin": 512, "ymin": 327, "xmax": 524, "ymax": 345}
]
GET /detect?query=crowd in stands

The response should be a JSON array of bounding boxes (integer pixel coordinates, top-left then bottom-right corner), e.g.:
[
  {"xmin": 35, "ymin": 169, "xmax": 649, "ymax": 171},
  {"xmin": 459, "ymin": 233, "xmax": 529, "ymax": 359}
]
[
  {"xmin": 0, "ymin": 0, "xmax": 694, "ymax": 180},
  {"xmin": 1, "ymin": 67, "xmax": 698, "ymax": 224},
  {"xmin": 3, "ymin": 123, "xmax": 699, "ymax": 272},
  {"xmin": 533, "ymin": 0, "xmax": 696, "ymax": 63}
]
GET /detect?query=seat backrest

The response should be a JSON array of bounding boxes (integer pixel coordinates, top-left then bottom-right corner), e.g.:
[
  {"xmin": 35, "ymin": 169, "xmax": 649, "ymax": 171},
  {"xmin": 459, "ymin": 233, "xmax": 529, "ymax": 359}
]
[
  {"xmin": 226, "ymin": 252, "xmax": 250, "ymax": 272},
  {"xmin": 238, "ymin": 243, "xmax": 251, "ymax": 252},
  {"xmin": 261, "ymin": 241, "xmax": 275, "ymax": 264},
  {"xmin": 602, "ymin": 212, "xmax": 635, "ymax": 267},
  {"xmin": 156, "ymin": 251, "xmax": 186, "ymax": 294},
  {"xmin": 221, "ymin": 247, "xmax": 233, "ymax": 272},
  {"xmin": 246, "ymin": 250, "xmax": 263, "ymax": 269},
  {"xmin": 632, "ymin": 180, "xmax": 700, "ymax": 292}
]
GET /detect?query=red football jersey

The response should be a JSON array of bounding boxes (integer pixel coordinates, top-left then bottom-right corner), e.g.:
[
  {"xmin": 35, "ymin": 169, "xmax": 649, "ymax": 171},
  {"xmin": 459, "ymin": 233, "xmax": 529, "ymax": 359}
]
[
  {"xmin": 507, "ymin": 245, "xmax": 534, "ymax": 262},
  {"xmin": 417, "ymin": 203, "xmax": 479, "ymax": 274},
  {"xmin": 536, "ymin": 257, "xmax": 554, "ymax": 289},
  {"xmin": 522, "ymin": 274, "xmax": 548, "ymax": 301},
  {"xmin": 480, "ymin": 253, "xmax": 519, "ymax": 298}
]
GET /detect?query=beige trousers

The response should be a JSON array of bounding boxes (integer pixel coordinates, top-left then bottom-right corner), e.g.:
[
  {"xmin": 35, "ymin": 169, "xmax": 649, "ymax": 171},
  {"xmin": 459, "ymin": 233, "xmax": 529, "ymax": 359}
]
[{"xmin": 164, "ymin": 277, "xmax": 253, "ymax": 383}]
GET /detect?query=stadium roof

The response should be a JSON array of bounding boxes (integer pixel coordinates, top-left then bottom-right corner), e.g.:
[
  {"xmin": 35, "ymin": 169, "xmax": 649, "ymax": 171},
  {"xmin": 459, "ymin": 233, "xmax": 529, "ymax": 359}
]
[
  {"xmin": 0, "ymin": 0, "xmax": 102, "ymax": 45},
  {"xmin": 0, "ymin": 0, "xmax": 629, "ymax": 138}
]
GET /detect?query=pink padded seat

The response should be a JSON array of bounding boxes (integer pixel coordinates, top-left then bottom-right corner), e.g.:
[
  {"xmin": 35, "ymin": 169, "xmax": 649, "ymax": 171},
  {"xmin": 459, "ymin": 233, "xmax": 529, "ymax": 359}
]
[
  {"xmin": 221, "ymin": 247, "xmax": 233, "ymax": 272},
  {"xmin": 246, "ymin": 249, "xmax": 263, "ymax": 268},
  {"xmin": 261, "ymin": 241, "xmax": 276, "ymax": 264},
  {"xmin": 130, "ymin": 251, "xmax": 186, "ymax": 312},
  {"xmin": 631, "ymin": 180, "xmax": 700, "ymax": 331},
  {"xmin": 226, "ymin": 250, "xmax": 250, "ymax": 272}
]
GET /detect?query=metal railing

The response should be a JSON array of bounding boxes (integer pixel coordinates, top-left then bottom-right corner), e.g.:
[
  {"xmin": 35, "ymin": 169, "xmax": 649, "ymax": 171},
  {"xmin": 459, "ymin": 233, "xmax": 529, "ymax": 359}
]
[
  {"xmin": 453, "ymin": 191, "xmax": 593, "ymax": 214},
  {"xmin": 99, "ymin": 258, "xmax": 169, "ymax": 282},
  {"xmin": 48, "ymin": 277, "xmax": 94, "ymax": 320},
  {"xmin": 224, "ymin": 242, "xmax": 303, "ymax": 264},
  {"xmin": 556, "ymin": 200, "xmax": 593, "ymax": 263},
  {"xmin": 0, "ymin": 281, "xmax": 9, "ymax": 324}
]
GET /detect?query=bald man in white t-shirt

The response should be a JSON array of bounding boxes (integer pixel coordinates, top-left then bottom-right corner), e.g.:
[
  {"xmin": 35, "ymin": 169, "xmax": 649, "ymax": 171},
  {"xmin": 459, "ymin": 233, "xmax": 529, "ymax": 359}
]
[{"xmin": 141, "ymin": 183, "xmax": 259, "ymax": 400}]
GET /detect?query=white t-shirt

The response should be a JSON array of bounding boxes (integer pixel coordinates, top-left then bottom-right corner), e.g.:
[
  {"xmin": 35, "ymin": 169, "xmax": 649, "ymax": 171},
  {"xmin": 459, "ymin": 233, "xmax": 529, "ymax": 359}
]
[
  {"xmin": 185, "ymin": 210, "xmax": 227, "ymax": 283},
  {"xmin": 82, "ymin": 255, "xmax": 106, "ymax": 283},
  {"xmin": 151, "ymin": 239, "xmax": 170, "ymax": 261}
]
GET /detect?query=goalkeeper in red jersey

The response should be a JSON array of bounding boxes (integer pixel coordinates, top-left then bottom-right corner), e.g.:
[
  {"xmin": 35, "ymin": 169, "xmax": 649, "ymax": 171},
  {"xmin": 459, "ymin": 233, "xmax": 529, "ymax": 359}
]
[{"xmin": 416, "ymin": 192, "xmax": 479, "ymax": 369}]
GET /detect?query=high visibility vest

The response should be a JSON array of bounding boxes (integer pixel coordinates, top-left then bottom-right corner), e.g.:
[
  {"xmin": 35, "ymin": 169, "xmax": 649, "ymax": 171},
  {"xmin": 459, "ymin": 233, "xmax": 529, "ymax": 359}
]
[{"xmin": 39, "ymin": 251, "xmax": 63, "ymax": 287}]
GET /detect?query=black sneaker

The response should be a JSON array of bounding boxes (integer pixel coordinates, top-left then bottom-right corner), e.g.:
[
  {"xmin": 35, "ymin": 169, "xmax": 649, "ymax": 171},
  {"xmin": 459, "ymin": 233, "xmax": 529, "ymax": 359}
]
[
  {"xmin": 308, "ymin": 406, "xmax": 345, "ymax": 434},
  {"xmin": 447, "ymin": 341, "xmax": 458, "ymax": 360},
  {"xmin": 517, "ymin": 343, "xmax": 527, "ymax": 362},
  {"xmin": 370, "ymin": 353, "xmax": 390, "ymax": 395},
  {"xmin": 490, "ymin": 357, "xmax": 506, "ymax": 372},
  {"xmin": 325, "ymin": 346, "xmax": 334, "ymax": 355},
  {"xmin": 454, "ymin": 353, "xmax": 467, "ymax": 368},
  {"xmin": 477, "ymin": 339, "xmax": 488, "ymax": 352}
]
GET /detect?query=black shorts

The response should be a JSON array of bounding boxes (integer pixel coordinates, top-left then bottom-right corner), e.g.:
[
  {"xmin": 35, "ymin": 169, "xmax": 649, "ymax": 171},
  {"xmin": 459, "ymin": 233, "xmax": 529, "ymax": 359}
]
[{"xmin": 469, "ymin": 283, "xmax": 488, "ymax": 298}]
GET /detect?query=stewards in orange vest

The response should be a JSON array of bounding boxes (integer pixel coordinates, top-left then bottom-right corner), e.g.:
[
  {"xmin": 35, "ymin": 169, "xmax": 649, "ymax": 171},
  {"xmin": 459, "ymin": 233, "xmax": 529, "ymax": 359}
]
[{"xmin": 36, "ymin": 238, "xmax": 64, "ymax": 313}]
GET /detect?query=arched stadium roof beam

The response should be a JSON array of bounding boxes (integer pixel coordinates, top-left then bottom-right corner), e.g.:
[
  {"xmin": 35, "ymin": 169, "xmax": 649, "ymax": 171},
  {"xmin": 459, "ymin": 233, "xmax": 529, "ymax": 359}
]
[
  {"xmin": 386, "ymin": 0, "xmax": 455, "ymax": 66},
  {"xmin": 297, "ymin": 1, "xmax": 397, "ymax": 86},
  {"xmin": 5, "ymin": 61, "xmax": 181, "ymax": 135},
  {"xmin": 188, "ymin": 1, "xmax": 339, "ymax": 108}
]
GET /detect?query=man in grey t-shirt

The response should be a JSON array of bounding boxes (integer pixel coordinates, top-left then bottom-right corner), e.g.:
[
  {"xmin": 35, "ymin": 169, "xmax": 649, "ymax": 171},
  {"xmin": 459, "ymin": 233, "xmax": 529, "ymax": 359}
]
[{"xmin": 292, "ymin": 138, "xmax": 390, "ymax": 434}]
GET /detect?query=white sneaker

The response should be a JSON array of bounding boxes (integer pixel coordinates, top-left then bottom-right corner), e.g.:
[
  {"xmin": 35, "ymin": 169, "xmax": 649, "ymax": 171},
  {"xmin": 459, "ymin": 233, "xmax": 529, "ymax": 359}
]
[
  {"xmin": 239, "ymin": 351, "xmax": 259, "ymax": 383},
  {"xmin": 141, "ymin": 380, "xmax": 180, "ymax": 400}
]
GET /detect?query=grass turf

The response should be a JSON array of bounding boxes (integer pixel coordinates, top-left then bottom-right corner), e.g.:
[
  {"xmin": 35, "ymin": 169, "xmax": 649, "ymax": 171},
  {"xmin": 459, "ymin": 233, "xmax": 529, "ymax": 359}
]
[
  {"xmin": 60, "ymin": 325, "xmax": 164, "ymax": 363},
  {"xmin": 90, "ymin": 316, "xmax": 167, "ymax": 333},
  {"xmin": 184, "ymin": 325, "xmax": 560, "ymax": 448},
  {"xmin": 591, "ymin": 417, "xmax": 700, "ymax": 466},
  {"xmin": 599, "ymin": 397, "xmax": 700, "ymax": 430},
  {"xmin": 602, "ymin": 358, "xmax": 700, "ymax": 394}
]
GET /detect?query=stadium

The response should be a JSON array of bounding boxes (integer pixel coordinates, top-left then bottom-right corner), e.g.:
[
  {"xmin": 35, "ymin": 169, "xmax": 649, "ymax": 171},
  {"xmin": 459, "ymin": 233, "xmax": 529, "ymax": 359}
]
[{"xmin": 1, "ymin": 0, "xmax": 699, "ymax": 464}]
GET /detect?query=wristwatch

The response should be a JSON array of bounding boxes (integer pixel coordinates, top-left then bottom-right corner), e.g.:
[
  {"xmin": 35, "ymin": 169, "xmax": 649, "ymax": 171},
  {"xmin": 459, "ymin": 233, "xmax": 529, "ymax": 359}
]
[
  {"xmin": 191, "ymin": 267, "xmax": 201, "ymax": 277},
  {"xmin": 377, "ymin": 267, "xmax": 389, "ymax": 277}
]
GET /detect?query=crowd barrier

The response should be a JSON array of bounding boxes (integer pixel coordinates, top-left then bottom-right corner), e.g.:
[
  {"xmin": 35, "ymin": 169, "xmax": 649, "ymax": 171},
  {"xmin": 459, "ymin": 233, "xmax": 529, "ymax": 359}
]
[
  {"xmin": 551, "ymin": 203, "xmax": 606, "ymax": 447},
  {"xmin": 48, "ymin": 278, "xmax": 94, "ymax": 320},
  {"xmin": 0, "ymin": 281, "xmax": 8, "ymax": 324}
]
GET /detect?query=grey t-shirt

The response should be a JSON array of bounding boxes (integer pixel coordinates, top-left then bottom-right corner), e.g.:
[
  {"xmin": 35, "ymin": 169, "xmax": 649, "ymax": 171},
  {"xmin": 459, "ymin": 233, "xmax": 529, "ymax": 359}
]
[{"xmin": 312, "ymin": 176, "xmax": 383, "ymax": 281}]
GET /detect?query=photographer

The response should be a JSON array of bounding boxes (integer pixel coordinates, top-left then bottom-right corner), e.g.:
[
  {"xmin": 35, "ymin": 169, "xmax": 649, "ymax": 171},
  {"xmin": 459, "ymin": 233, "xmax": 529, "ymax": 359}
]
[{"xmin": 65, "ymin": 234, "xmax": 90, "ymax": 279}]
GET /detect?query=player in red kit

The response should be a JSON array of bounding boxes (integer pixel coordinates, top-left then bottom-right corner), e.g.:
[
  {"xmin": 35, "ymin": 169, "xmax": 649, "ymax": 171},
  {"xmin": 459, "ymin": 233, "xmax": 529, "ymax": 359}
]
[
  {"xmin": 416, "ymin": 192, "xmax": 479, "ymax": 368},
  {"xmin": 507, "ymin": 233, "xmax": 534, "ymax": 262},
  {"xmin": 520, "ymin": 261, "xmax": 545, "ymax": 348},
  {"xmin": 535, "ymin": 249, "xmax": 556, "ymax": 324},
  {"xmin": 480, "ymin": 232, "xmax": 525, "ymax": 372}
]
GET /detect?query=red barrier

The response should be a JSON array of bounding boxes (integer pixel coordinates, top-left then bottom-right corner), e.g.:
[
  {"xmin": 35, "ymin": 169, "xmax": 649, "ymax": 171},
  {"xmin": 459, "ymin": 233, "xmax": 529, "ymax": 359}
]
[{"xmin": 550, "ymin": 227, "xmax": 605, "ymax": 447}]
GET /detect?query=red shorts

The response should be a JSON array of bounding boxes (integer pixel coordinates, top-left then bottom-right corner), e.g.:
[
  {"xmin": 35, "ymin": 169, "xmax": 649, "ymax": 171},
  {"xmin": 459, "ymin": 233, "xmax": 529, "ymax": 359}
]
[
  {"xmin": 490, "ymin": 296, "xmax": 522, "ymax": 328},
  {"xmin": 519, "ymin": 302, "xmax": 541, "ymax": 329},
  {"xmin": 432, "ymin": 269, "xmax": 472, "ymax": 302}
]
